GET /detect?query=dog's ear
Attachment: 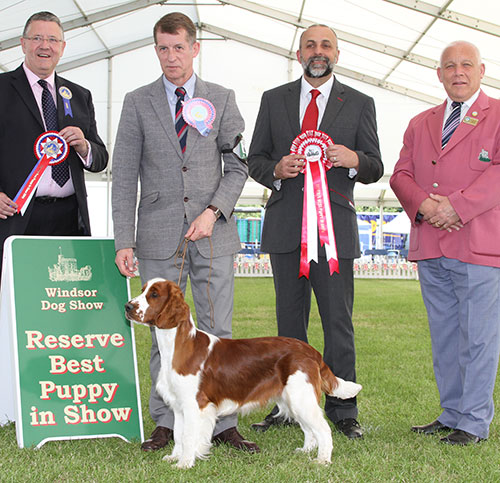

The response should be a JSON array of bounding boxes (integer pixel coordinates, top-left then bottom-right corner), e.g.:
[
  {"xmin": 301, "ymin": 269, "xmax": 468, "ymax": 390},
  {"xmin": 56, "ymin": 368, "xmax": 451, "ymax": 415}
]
[{"xmin": 156, "ymin": 281, "xmax": 190, "ymax": 329}]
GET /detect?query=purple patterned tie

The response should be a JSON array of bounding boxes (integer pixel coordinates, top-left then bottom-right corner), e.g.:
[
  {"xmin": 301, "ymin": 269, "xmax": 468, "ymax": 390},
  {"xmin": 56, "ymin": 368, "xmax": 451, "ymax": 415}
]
[
  {"xmin": 175, "ymin": 87, "xmax": 188, "ymax": 153},
  {"xmin": 38, "ymin": 79, "xmax": 70, "ymax": 186},
  {"xmin": 442, "ymin": 101, "xmax": 463, "ymax": 149}
]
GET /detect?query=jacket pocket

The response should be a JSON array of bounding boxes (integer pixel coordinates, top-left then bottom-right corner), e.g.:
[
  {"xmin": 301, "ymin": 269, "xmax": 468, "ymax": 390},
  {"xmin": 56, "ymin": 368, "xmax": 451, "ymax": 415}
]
[
  {"xmin": 468, "ymin": 138, "xmax": 495, "ymax": 171},
  {"xmin": 469, "ymin": 207, "xmax": 500, "ymax": 256}
]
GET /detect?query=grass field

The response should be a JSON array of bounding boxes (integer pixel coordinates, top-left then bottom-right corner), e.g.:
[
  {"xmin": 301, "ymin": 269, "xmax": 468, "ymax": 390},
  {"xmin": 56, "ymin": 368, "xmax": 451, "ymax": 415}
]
[{"xmin": 1, "ymin": 277, "xmax": 499, "ymax": 482}]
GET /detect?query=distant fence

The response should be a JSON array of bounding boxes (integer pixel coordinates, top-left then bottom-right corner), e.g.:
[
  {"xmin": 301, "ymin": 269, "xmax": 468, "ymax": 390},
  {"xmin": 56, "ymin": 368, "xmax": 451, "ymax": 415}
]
[{"xmin": 234, "ymin": 253, "xmax": 419, "ymax": 280}]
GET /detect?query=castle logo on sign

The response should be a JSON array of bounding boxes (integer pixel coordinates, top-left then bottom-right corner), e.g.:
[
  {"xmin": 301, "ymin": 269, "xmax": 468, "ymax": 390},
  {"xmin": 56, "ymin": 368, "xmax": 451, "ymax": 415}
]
[{"xmin": 48, "ymin": 248, "xmax": 92, "ymax": 282}]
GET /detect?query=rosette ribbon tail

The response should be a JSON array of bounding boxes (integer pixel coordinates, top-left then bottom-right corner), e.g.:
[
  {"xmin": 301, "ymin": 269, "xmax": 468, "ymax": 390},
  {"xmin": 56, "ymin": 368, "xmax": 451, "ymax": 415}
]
[
  {"xmin": 13, "ymin": 155, "xmax": 51, "ymax": 216},
  {"xmin": 63, "ymin": 99, "xmax": 73, "ymax": 117},
  {"xmin": 298, "ymin": 159, "xmax": 339, "ymax": 278}
]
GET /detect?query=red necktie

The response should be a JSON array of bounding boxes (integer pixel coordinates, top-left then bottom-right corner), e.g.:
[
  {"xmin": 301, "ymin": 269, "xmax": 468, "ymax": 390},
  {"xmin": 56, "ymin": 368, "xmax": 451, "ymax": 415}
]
[{"xmin": 301, "ymin": 89, "xmax": 320, "ymax": 132}]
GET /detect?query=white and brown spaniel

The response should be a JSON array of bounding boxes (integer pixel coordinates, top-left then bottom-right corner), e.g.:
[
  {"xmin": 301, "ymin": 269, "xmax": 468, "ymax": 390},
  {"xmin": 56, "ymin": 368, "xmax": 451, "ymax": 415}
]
[{"xmin": 125, "ymin": 278, "xmax": 361, "ymax": 469}]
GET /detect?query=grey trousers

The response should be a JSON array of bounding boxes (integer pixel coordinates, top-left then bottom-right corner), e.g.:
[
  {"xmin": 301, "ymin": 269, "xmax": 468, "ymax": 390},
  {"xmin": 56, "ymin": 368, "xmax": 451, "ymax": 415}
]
[
  {"xmin": 419, "ymin": 257, "xmax": 500, "ymax": 439},
  {"xmin": 138, "ymin": 234, "xmax": 236, "ymax": 436}
]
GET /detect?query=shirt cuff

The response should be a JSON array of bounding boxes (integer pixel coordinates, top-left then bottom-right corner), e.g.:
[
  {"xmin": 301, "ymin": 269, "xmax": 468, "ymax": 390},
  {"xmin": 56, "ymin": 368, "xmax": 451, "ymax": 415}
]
[{"xmin": 77, "ymin": 140, "xmax": 92, "ymax": 168}]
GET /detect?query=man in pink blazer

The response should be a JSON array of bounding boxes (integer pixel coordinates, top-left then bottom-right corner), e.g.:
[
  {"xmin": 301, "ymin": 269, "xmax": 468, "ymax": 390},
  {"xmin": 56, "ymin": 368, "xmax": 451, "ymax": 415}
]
[{"xmin": 391, "ymin": 41, "xmax": 500, "ymax": 445}]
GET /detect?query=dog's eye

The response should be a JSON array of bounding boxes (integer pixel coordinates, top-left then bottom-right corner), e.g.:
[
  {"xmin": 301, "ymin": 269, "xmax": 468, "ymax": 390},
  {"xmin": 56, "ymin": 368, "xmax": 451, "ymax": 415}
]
[{"xmin": 150, "ymin": 291, "xmax": 158, "ymax": 298}]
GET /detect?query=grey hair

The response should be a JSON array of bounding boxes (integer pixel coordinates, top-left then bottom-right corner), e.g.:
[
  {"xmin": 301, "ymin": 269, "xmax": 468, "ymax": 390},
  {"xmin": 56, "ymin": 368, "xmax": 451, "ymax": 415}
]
[{"xmin": 23, "ymin": 11, "xmax": 64, "ymax": 39}]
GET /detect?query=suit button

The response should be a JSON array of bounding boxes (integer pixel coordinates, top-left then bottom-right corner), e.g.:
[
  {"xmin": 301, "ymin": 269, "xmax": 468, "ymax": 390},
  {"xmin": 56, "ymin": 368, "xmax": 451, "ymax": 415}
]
[
  {"xmin": 432, "ymin": 182, "xmax": 439, "ymax": 188},
  {"xmin": 182, "ymin": 166, "xmax": 188, "ymax": 172},
  {"xmin": 184, "ymin": 197, "xmax": 189, "ymax": 202},
  {"xmin": 431, "ymin": 160, "xmax": 437, "ymax": 165}
]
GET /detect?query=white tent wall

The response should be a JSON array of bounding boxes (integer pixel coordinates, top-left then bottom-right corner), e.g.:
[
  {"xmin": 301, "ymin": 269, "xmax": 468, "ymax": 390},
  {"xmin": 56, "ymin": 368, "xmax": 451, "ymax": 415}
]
[
  {"xmin": 1, "ymin": 0, "xmax": 499, "ymax": 236},
  {"xmin": 61, "ymin": 39, "xmax": 432, "ymax": 236}
]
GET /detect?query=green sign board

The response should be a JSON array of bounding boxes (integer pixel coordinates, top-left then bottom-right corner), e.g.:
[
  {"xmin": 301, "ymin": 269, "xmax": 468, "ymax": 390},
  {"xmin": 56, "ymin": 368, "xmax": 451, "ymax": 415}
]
[{"xmin": 0, "ymin": 237, "xmax": 143, "ymax": 448}]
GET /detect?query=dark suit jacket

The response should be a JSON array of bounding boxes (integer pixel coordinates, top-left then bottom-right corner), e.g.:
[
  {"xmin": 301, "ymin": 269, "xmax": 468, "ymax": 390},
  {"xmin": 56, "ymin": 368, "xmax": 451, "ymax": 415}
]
[
  {"xmin": 248, "ymin": 77, "xmax": 383, "ymax": 258},
  {"xmin": 0, "ymin": 65, "xmax": 108, "ymax": 248}
]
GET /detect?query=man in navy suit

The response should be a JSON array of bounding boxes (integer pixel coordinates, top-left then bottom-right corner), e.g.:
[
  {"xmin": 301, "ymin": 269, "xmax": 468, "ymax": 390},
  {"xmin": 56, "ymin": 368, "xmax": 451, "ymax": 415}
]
[
  {"xmin": 0, "ymin": 11, "xmax": 108, "ymax": 275},
  {"xmin": 248, "ymin": 24, "xmax": 383, "ymax": 438}
]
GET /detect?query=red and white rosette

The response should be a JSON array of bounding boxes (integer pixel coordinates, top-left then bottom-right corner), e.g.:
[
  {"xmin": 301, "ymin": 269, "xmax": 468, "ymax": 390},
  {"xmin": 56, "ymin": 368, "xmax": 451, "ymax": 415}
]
[
  {"xmin": 290, "ymin": 130, "xmax": 339, "ymax": 278},
  {"xmin": 13, "ymin": 131, "xmax": 69, "ymax": 215}
]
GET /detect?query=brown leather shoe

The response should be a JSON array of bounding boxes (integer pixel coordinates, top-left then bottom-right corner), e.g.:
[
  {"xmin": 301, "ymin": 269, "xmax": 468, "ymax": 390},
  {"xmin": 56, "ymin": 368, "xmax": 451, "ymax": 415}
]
[
  {"xmin": 440, "ymin": 429, "xmax": 483, "ymax": 446},
  {"xmin": 141, "ymin": 426, "xmax": 173, "ymax": 451},
  {"xmin": 411, "ymin": 420, "xmax": 451, "ymax": 435},
  {"xmin": 213, "ymin": 427, "xmax": 260, "ymax": 453}
]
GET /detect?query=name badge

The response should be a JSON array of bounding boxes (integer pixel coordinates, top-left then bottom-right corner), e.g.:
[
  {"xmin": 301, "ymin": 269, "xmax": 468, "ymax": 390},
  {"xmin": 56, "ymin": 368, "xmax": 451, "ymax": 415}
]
[{"xmin": 463, "ymin": 116, "xmax": 478, "ymax": 126}]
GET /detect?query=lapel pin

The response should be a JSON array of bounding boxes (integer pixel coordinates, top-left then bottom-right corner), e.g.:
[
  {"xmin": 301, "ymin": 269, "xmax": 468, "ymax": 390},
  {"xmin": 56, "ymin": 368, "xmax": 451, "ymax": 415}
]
[{"xmin": 58, "ymin": 86, "xmax": 73, "ymax": 118}]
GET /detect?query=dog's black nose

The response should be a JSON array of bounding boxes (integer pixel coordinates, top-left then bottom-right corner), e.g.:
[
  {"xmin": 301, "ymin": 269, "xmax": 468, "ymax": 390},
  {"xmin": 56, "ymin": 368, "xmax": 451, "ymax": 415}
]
[{"xmin": 125, "ymin": 302, "xmax": 134, "ymax": 312}]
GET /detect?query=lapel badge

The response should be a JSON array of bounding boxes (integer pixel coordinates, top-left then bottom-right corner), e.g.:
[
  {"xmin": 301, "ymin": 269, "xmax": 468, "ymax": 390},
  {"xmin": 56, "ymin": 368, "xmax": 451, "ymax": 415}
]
[
  {"xmin": 478, "ymin": 149, "xmax": 490, "ymax": 162},
  {"xmin": 58, "ymin": 86, "xmax": 73, "ymax": 118},
  {"xmin": 463, "ymin": 116, "xmax": 478, "ymax": 126}
]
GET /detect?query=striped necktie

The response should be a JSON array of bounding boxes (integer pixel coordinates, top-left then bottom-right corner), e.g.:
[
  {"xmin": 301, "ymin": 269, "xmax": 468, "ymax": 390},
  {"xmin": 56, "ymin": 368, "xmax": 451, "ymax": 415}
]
[
  {"xmin": 441, "ymin": 101, "xmax": 463, "ymax": 149},
  {"xmin": 175, "ymin": 87, "xmax": 188, "ymax": 153},
  {"xmin": 38, "ymin": 79, "xmax": 70, "ymax": 186}
]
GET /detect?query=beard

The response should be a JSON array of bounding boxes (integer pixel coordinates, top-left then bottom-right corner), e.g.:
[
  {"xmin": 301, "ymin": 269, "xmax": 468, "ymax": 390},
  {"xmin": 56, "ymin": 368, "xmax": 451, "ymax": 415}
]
[{"xmin": 301, "ymin": 55, "xmax": 333, "ymax": 78}]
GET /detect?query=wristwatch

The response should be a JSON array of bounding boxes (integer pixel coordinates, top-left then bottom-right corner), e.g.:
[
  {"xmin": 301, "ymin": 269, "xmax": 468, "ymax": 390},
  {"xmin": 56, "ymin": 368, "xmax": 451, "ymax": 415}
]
[{"xmin": 207, "ymin": 204, "xmax": 222, "ymax": 220}]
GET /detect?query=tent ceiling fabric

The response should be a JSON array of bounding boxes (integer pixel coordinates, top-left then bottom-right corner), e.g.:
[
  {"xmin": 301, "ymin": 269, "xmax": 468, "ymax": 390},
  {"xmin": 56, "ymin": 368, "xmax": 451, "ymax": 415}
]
[{"xmin": 1, "ymin": 0, "xmax": 499, "ymax": 208}]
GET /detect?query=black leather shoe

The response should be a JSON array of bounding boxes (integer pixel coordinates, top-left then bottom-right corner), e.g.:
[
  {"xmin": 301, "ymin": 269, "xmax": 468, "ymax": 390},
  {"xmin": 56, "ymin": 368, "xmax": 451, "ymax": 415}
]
[
  {"xmin": 411, "ymin": 420, "xmax": 451, "ymax": 435},
  {"xmin": 334, "ymin": 418, "xmax": 363, "ymax": 439},
  {"xmin": 251, "ymin": 413, "xmax": 293, "ymax": 432},
  {"xmin": 213, "ymin": 427, "xmax": 260, "ymax": 452},
  {"xmin": 141, "ymin": 426, "xmax": 173, "ymax": 451},
  {"xmin": 441, "ymin": 429, "xmax": 483, "ymax": 445}
]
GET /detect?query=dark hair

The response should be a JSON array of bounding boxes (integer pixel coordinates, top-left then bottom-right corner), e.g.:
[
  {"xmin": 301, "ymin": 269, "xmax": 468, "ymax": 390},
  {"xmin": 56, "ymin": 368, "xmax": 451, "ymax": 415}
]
[
  {"xmin": 23, "ymin": 11, "xmax": 64, "ymax": 38},
  {"xmin": 153, "ymin": 12, "xmax": 196, "ymax": 45}
]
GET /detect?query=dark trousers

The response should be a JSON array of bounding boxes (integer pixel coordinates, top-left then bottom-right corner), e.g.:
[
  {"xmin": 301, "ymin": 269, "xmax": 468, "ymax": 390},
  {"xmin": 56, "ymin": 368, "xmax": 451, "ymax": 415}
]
[
  {"xmin": 24, "ymin": 195, "xmax": 80, "ymax": 236},
  {"xmin": 270, "ymin": 248, "xmax": 357, "ymax": 423}
]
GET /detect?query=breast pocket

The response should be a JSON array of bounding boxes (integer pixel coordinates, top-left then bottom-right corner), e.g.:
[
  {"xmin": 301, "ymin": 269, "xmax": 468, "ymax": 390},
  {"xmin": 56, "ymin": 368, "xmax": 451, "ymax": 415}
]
[{"xmin": 468, "ymin": 137, "xmax": 495, "ymax": 171}]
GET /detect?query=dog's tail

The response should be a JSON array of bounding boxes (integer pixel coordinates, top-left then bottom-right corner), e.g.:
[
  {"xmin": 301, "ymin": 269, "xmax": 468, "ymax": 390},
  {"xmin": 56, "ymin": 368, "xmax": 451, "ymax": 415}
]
[{"xmin": 320, "ymin": 361, "xmax": 362, "ymax": 400}]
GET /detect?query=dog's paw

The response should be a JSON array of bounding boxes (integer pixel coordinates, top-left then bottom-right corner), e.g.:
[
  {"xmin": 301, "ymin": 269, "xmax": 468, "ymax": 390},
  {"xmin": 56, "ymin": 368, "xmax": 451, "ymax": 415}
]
[
  {"xmin": 162, "ymin": 453, "xmax": 179, "ymax": 462},
  {"xmin": 175, "ymin": 458, "xmax": 195, "ymax": 469},
  {"xmin": 314, "ymin": 456, "xmax": 331, "ymax": 465}
]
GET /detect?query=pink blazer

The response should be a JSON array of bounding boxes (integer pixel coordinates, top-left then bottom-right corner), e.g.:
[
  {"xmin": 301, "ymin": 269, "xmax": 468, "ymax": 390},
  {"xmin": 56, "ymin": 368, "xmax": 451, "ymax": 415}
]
[{"xmin": 390, "ymin": 90, "xmax": 500, "ymax": 268}]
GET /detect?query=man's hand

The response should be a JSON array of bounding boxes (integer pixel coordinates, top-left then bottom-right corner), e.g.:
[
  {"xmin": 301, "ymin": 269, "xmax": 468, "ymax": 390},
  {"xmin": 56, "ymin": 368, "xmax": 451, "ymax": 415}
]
[
  {"xmin": 59, "ymin": 126, "xmax": 89, "ymax": 158},
  {"xmin": 274, "ymin": 154, "xmax": 305, "ymax": 179},
  {"xmin": 418, "ymin": 194, "xmax": 462, "ymax": 232},
  {"xmin": 115, "ymin": 248, "xmax": 138, "ymax": 278},
  {"xmin": 326, "ymin": 144, "xmax": 359, "ymax": 170},
  {"xmin": 0, "ymin": 192, "xmax": 17, "ymax": 219},
  {"xmin": 185, "ymin": 209, "xmax": 217, "ymax": 241},
  {"xmin": 427, "ymin": 193, "xmax": 463, "ymax": 231}
]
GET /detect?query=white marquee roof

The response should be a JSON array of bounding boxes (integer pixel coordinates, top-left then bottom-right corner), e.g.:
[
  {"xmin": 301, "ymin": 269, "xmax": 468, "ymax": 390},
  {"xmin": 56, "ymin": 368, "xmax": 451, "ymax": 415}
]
[{"xmin": 1, "ymin": 0, "xmax": 499, "ymax": 225}]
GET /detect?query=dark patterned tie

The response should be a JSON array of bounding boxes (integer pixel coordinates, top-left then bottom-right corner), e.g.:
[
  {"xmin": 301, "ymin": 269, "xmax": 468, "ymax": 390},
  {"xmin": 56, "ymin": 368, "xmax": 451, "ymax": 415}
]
[
  {"xmin": 441, "ymin": 101, "xmax": 463, "ymax": 149},
  {"xmin": 175, "ymin": 87, "xmax": 188, "ymax": 153},
  {"xmin": 38, "ymin": 79, "xmax": 70, "ymax": 186}
]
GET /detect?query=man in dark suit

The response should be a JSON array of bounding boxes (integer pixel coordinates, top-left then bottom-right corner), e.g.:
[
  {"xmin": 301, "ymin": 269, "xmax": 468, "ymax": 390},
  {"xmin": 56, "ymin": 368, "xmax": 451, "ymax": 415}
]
[
  {"xmin": 248, "ymin": 24, "xmax": 383, "ymax": 439},
  {"xmin": 0, "ymin": 11, "xmax": 108, "ymax": 275}
]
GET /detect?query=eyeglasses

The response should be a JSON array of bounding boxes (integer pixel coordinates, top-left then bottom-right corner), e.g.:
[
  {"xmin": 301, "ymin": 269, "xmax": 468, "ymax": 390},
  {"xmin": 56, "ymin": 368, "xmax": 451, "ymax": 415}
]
[{"xmin": 24, "ymin": 35, "xmax": 64, "ymax": 45}]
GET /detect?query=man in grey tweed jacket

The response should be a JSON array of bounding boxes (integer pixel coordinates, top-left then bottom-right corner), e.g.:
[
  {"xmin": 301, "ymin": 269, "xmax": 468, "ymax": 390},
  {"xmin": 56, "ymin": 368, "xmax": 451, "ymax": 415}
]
[{"xmin": 112, "ymin": 12, "xmax": 256, "ymax": 453}]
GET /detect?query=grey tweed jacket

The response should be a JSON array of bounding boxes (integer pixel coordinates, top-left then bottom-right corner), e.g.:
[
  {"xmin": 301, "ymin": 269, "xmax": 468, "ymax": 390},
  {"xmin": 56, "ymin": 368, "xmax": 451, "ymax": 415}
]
[{"xmin": 112, "ymin": 75, "xmax": 247, "ymax": 259}]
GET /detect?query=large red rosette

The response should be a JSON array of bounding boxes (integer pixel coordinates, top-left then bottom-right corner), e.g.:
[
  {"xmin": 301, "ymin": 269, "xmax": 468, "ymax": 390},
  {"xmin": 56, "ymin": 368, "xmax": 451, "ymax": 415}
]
[{"xmin": 290, "ymin": 130, "xmax": 339, "ymax": 278}]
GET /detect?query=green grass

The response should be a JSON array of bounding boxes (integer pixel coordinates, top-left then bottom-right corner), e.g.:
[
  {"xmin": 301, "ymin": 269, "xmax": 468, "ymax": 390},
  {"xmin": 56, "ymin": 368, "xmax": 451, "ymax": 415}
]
[{"xmin": 1, "ymin": 278, "xmax": 499, "ymax": 482}]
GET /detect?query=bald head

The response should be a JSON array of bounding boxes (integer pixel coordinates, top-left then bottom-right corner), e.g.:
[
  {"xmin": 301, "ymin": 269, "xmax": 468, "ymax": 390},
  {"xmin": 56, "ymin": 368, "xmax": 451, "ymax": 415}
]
[
  {"xmin": 437, "ymin": 41, "xmax": 484, "ymax": 102},
  {"xmin": 297, "ymin": 25, "xmax": 339, "ymax": 86}
]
